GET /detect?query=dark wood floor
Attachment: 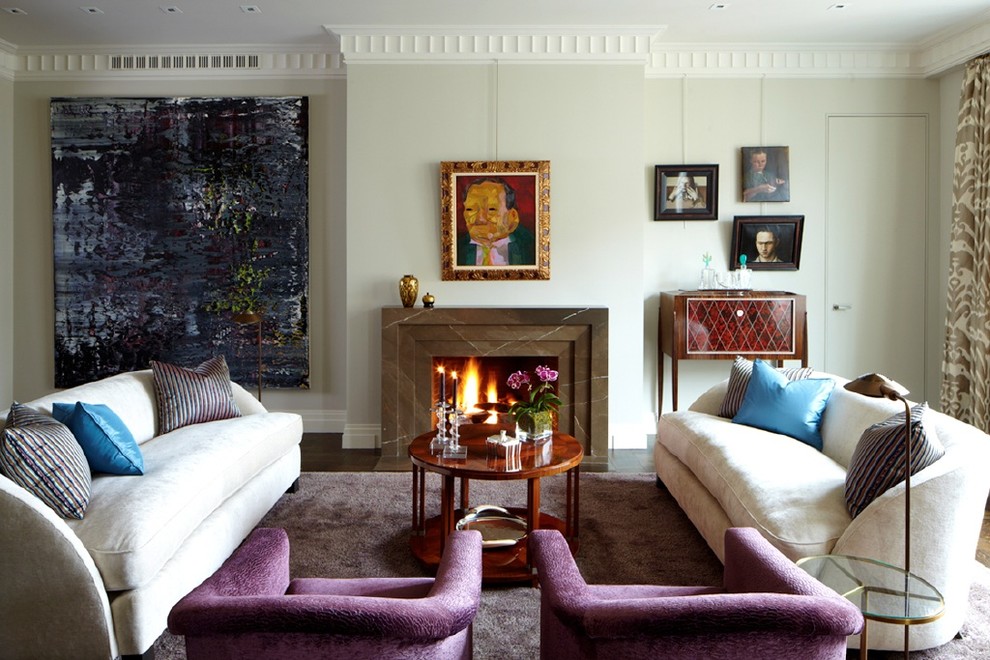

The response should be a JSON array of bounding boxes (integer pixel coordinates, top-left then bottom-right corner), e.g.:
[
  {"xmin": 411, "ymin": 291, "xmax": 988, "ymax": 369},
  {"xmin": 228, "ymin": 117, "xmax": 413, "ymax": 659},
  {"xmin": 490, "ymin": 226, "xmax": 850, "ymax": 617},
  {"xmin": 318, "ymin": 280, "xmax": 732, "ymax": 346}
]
[{"xmin": 300, "ymin": 433, "xmax": 990, "ymax": 569}]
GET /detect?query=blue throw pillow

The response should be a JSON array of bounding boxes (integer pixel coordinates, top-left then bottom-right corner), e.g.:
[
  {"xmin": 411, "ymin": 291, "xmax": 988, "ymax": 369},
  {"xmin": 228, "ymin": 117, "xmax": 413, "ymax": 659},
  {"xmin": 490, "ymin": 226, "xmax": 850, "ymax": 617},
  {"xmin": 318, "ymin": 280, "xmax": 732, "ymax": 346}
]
[
  {"xmin": 732, "ymin": 359, "xmax": 835, "ymax": 450},
  {"xmin": 53, "ymin": 402, "xmax": 144, "ymax": 475}
]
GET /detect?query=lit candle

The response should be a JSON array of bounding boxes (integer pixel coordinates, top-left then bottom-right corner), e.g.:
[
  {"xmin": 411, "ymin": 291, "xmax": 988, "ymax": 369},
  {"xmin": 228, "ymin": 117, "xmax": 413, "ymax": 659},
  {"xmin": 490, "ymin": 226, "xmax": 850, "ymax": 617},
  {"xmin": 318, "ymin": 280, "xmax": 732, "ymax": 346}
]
[
  {"xmin": 452, "ymin": 371, "xmax": 458, "ymax": 411},
  {"xmin": 437, "ymin": 366, "xmax": 445, "ymax": 405}
]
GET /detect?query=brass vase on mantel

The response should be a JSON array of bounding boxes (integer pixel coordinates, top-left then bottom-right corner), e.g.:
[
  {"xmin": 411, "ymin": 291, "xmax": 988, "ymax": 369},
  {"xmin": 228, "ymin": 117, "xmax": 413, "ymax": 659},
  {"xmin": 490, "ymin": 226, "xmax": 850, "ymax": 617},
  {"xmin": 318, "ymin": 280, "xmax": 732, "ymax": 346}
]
[{"xmin": 398, "ymin": 274, "xmax": 419, "ymax": 308}]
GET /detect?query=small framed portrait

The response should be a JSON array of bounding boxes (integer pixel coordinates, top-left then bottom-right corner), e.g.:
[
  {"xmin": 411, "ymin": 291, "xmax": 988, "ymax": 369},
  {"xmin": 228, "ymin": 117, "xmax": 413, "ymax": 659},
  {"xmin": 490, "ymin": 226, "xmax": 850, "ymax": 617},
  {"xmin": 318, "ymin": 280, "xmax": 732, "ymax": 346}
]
[
  {"xmin": 440, "ymin": 160, "xmax": 550, "ymax": 281},
  {"xmin": 741, "ymin": 146, "xmax": 790, "ymax": 202},
  {"xmin": 654, "ymin": 164, "xmax": 718, "ymax": 221},
  {"xmin": 730, "ymin": 215, "xmax": 804, "ymax": 271}
]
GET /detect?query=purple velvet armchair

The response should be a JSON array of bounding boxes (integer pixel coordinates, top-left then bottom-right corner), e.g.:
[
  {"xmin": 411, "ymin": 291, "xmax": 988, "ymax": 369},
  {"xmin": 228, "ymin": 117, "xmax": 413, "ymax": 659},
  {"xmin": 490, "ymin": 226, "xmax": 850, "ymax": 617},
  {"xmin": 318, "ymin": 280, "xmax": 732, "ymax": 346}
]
[
  {"xmin": 530, "ymin": 527, "xmax": 864, "ymax": 660},
  {"xmin": 168, "ymin": 527, "xmax": 483, "ymax": 660}
]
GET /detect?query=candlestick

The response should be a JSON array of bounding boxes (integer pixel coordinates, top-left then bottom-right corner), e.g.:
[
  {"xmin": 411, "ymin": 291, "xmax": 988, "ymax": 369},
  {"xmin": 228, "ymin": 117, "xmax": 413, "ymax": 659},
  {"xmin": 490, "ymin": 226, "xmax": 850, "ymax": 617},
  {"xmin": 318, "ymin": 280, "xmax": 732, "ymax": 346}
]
[
  {"xmin": 437, "ymin": 366, "xmax": 445, "ymax": 404},
  {"xmin": 452, "ymin": 371, "xmax": 458, "ymax": 411}
]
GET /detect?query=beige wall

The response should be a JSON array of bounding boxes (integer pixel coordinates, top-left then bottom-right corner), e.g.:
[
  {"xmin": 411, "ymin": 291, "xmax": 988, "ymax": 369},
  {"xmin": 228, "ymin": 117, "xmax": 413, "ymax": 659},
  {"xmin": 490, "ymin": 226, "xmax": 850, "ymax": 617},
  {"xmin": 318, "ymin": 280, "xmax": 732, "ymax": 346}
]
[
  {"xmin": 0, "ymin": 64, "xmax": 962, "ymax": 449},
  {"xmin": 0, "ymin": 76, "xmax": 12, "ymax": 406},
  {"xmin": 5, "ymin": 78, "xmax": 348, "ymax": 424},
  {"xmin": 643, "ymin": 76, "xmax": 945, "ymax": 412},
  {"xmin": 344, "ymin": 62, "xmax": 647, "ymax": 448}
]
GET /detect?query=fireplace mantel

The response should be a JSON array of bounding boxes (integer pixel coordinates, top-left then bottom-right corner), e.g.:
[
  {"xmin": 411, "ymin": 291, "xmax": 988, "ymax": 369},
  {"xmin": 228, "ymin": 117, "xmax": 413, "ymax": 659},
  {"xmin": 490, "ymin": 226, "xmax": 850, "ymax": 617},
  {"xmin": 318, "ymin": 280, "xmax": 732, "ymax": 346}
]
[{"xmin": 380, "ymin": 307, "xmax": 608, "ymax": 470}]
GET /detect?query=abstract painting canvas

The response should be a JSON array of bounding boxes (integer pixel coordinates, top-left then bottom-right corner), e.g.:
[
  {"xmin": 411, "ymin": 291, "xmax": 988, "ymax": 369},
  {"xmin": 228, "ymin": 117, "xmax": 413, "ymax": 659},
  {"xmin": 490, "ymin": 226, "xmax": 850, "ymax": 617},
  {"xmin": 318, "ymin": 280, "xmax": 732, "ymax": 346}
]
[{"xmin": 51, "ymin": 96, "xmax": 309, "ymax": 389}]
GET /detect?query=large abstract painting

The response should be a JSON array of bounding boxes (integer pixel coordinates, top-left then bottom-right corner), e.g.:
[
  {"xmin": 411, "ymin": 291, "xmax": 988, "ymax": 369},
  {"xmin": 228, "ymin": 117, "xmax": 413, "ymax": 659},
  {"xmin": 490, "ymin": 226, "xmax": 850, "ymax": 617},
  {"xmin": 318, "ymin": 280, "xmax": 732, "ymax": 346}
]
[{"xmin": 51, "ymin": 97, "xmax": 309, "ymax": 389}]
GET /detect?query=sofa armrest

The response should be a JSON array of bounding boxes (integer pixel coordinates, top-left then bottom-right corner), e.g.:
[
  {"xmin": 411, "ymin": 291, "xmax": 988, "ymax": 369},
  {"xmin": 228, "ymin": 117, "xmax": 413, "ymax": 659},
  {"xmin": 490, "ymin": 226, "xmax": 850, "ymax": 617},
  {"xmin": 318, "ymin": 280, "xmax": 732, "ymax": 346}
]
[
  {"xmin": 581, "ymin": 591, "xmax": 862, "ymax": 638},
  {"xmin": 834, "ymin": 444, "xmax": 990, "ymax": 609},
  {"xmin": 533, "ymin": 527, "xmax": 861, "ymax": 640},
  {"xmin": 231, "ymin": 380, "xmax": 267, "ymax": 415},
  {"xmin": 169, "ymin": 530, "xmax": 482, "ymax": 641},
  {"xmin": 723, "ymin": 527, "xmax": 840, "ymax": 598},
  {"xmin": 530, "ymin": 528, "xmax": 594, "ymax": 625},
  {"xmin": 0, "ymin": 475, "xmax": 117, "ymax": 660}
]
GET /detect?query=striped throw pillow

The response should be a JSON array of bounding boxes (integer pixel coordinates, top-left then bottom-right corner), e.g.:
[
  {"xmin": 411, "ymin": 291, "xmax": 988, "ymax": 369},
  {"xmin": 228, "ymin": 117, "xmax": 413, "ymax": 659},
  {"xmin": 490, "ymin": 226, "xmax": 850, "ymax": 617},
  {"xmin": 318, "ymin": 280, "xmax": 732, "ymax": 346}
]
[
  {"xmin": 0, "ymin": 403, "xmax": 92, "ymax": 519},
  {"xmin": 151, "ymin": 356, "xmax": 242, "ymax": 435},
  {"xmin": 845, "ymin": 402, "xmax": 944, "ymax": 518},
  {"xmin": 718, "ymin": 356, "xmax": 815, "ymax": 418}
]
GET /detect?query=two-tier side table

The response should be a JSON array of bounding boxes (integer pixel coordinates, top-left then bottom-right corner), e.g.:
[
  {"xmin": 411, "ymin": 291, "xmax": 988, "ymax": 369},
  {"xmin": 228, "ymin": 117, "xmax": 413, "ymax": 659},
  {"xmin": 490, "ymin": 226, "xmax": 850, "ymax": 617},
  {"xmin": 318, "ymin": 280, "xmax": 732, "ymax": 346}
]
[
  {"xmin": 797, "ymin": 554, "xmax": 944, "ymax": 659},
  {"xmin": 408, "ymin": 423, "xmax": 582, "ymax": 584}
]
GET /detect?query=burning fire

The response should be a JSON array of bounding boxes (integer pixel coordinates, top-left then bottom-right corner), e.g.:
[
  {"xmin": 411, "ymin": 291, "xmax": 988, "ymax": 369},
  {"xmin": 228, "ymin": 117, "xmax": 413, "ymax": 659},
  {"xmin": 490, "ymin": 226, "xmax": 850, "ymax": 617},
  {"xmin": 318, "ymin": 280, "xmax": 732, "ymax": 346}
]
[{"xmin": 456, "ymin": 357, "xmax": 509, "ymax": 423}]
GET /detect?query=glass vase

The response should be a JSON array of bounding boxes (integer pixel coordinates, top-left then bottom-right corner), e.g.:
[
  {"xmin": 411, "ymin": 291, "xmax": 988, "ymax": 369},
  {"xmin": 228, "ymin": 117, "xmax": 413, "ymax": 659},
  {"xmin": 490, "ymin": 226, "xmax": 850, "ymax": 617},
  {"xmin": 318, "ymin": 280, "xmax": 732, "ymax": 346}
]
[{"xmin": 515, "ymin": 410, "xmax": 554, "ymax": 443}]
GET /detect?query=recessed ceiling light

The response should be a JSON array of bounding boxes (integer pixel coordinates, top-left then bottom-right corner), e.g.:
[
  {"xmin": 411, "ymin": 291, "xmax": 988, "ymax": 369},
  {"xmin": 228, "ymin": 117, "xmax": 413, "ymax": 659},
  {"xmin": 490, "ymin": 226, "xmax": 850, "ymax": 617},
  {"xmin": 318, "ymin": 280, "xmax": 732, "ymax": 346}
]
[
  {"xmin": 828, "ymin": 3, "xmax": 851, "ymax": 9},
  {"xmin": 709, "ymin": 3, "xmax": 729, "ymax": 10},
  {"xmin": 2, "ymin": 7, "xmax": 27, "ymax": 15},
  {"xmin": 79, "ymin": 6, "xmax": 104, "ymax": 14},
  {"xmin": 160, "ymin": 5, "xmax": 182, "ymax": 14},
  {"xmin": 240, "ymin": 4, "xmax": 261, "ymax": 13}
]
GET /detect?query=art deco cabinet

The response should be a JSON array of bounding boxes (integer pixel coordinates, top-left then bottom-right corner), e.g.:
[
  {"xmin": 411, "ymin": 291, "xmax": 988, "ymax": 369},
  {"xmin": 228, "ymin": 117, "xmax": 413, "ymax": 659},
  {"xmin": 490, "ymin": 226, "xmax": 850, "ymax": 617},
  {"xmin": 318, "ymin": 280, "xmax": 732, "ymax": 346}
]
[{"xmin": 659, "ymin": 290, "xmax": 807, "ymax": 411}]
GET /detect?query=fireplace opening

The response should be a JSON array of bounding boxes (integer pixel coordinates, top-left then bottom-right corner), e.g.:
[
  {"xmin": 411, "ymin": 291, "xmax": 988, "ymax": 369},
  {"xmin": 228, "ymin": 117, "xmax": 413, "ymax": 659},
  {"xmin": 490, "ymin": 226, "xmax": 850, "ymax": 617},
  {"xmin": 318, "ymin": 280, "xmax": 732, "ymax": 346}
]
[{"xmin": 432, "ymin": 356, "xmax": 560, "ymax": 425}]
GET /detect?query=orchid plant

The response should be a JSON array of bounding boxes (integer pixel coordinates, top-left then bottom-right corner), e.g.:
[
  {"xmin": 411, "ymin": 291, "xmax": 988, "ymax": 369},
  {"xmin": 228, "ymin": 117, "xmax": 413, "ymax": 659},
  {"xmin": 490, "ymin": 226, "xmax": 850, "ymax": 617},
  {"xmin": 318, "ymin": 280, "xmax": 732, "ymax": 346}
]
[{"xmin": 506, "ymin": 365, "xmax": 562, "ymax": 417}]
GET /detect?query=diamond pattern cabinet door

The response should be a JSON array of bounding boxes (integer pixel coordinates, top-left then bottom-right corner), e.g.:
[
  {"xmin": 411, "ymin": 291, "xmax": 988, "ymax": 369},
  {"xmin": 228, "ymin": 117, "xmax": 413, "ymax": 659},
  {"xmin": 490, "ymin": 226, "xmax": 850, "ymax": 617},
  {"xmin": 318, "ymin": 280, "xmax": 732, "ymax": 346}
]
[
  {"xmin": 658, "ymin": 290, "xmax": 807, "ymax": 411},
  {"xmin": 687, "ymin": 298, "xmax": 795, "ymax": 354}
]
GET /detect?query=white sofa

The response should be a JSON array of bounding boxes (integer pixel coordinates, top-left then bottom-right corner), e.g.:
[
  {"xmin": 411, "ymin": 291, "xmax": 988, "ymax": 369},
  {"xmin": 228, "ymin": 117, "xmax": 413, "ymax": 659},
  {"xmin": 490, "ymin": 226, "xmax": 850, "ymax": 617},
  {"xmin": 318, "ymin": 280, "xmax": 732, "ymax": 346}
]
[
  {"xmin": 655, "ymin": 372, "xmax": 990, "ymax": 652},
  {"xmin": 0, "ymin": 369, "xmax": 303, "ymax": 659}
]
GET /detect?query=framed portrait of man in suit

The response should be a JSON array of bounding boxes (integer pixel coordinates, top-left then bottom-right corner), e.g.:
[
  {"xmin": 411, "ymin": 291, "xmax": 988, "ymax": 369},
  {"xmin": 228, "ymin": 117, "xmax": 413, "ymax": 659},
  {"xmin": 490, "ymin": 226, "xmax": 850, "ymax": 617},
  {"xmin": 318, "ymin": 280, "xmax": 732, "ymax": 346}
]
[
  {"xmin": 441, "ymin": 160, "xmax": 550, "ymax": 281},
  {"xmin": 731, "ymin": 215, "xmax": 804, "ymax": 271}
]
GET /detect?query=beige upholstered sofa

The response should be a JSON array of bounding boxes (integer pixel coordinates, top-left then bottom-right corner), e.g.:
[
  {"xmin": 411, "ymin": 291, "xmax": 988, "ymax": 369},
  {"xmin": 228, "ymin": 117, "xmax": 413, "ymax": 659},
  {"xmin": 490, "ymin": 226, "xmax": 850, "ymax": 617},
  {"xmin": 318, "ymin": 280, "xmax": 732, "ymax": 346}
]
[
  {"xmin": 655, "ymin": 371, "xmax": 990, "ymax": 652},
  {"xmin": 0, "ymin": 369, "xmax": 303, "ymax": 659}
]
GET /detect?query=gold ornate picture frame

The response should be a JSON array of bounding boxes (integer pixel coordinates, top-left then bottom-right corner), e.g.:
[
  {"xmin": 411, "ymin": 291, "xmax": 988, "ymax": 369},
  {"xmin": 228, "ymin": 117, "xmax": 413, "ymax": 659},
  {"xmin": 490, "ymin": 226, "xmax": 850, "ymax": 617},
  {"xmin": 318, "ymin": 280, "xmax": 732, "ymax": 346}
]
[{"xmin": 441, "ymin": 160, "xmax": 550, "ymax": 280}]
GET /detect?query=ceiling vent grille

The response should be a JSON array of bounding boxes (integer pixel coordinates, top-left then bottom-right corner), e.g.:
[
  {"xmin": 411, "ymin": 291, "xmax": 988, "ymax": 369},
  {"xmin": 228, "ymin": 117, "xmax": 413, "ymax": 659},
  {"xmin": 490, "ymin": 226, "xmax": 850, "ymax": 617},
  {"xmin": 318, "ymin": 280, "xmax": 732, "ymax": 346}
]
[{"xmin": 109, "ymin": 54, "xmax": 260, "ymax": 71}]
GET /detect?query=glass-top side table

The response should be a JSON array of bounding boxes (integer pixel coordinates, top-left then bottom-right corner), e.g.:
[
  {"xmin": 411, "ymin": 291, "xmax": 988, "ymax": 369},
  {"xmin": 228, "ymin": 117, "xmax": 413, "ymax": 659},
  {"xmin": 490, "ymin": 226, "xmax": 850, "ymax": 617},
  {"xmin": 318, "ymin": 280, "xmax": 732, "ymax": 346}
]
[{"xmin": 797, "ymin": 554, "xmax": 944, "ymax": 659}]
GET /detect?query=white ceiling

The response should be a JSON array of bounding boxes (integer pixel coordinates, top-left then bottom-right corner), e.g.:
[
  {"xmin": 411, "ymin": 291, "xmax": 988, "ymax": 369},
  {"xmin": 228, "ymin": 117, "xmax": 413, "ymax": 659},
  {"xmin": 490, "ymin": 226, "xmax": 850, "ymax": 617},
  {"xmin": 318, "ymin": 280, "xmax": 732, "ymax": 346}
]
[{"xmin": 1, "ymin": 0, "xmax": 989, "ymax": 52}]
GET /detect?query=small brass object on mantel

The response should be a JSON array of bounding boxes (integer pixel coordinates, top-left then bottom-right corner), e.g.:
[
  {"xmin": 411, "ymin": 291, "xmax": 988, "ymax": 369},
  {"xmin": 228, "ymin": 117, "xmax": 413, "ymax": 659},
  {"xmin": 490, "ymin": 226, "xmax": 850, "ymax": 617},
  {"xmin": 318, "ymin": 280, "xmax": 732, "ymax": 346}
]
[{"xmin": 422, "ymin": 292, "xmax": 436, "ymax": 308}]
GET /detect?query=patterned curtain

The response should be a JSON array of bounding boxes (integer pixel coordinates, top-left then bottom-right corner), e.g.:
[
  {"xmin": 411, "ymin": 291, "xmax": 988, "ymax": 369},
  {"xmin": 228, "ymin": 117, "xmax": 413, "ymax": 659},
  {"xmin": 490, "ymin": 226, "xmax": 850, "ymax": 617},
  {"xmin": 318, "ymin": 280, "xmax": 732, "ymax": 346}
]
[{"xmin": 942, "ymin": 53, "xmax": 990, "ymax": 430}]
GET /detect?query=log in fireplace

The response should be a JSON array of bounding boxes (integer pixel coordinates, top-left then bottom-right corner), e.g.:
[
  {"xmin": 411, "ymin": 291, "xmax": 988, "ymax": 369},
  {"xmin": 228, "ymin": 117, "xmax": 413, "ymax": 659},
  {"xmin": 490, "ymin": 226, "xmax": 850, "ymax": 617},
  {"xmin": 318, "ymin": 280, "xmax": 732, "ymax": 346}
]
[{"xmin": 380, "ymin": 307, "xmax": 608, "ymax": 470}]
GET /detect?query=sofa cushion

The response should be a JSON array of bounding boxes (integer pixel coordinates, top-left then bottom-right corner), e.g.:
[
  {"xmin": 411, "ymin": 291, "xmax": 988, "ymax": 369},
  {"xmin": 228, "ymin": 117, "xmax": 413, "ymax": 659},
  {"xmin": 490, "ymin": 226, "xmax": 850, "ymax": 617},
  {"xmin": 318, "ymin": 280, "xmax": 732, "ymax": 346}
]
[
  {"xmin": 732, "ymin": 360, "xmax": 835, "ymax": 450},
  {"xmin": 845, "ymin": 402, "xmax": 945, "ymax": 518},
  {"xmin": 152, "ymin": 356, "xmax": 242, "ymax": 435},
  {"xmin": 53, "ymin": 402, "xmax": 144, "ymax": 476},
  {"xmin": 65, "ymin": 410, "xmax": 302, "ymax": 590},
  {"xmin": 719, "ymin": 356, "xmax": 815, "ymax": 418},
  {"xmin": 658, "ymin": 409, "xmax": 851, "ymax": 558},
  {"xmin": 0, "ymin": 403, "xmax": 92, "ymax": 519}
]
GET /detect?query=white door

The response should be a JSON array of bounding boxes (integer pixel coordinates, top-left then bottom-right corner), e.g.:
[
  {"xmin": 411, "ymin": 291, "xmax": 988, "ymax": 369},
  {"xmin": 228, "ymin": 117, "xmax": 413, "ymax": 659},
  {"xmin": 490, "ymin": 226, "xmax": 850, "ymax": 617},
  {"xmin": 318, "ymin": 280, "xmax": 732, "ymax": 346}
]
[{"xmin": 825, "ymin": 115, "xmax": 928, "ymax": 398}]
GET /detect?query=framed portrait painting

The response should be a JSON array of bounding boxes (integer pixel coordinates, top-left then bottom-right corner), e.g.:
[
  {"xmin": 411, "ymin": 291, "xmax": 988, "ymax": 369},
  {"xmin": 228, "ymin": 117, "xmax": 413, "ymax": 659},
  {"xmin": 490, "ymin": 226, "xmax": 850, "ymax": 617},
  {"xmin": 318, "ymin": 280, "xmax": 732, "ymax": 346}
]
[
  {"xmin": 441, "ymin": 160, "xmax": 550, "ymax": 280},
  {"xmin": 741, "ymin": 146, "xmax": 790, "ymax": 202},
  {"xmin": 654, "ymin": 164, "xmax": 718, "ymax": 220},
  {"xmin": 730, "ymin": 215, "xmax": 804, "ymax": 271}
]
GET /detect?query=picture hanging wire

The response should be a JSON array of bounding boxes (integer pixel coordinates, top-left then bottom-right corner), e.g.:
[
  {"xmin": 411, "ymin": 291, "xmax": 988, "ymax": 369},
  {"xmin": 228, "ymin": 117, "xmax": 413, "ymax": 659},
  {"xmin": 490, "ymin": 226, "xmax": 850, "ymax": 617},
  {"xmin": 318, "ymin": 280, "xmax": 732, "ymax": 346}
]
[
  {"xmin": 759, "ymin": 74, "xmax": 766, "ymax": 144},
  {"xmin": 680, "ymin": 75, "xmax": 687, "ymax": 227},
  {"xmin": 759, "ymin": 74, "xmax": 766, "ymax": 210},
  {"xmin": 680, "ymin": 74, "xmax": 687, "ymax": 164},
  {"xmin": 494, "ymin": 59, "xmax": 499, "ymax": 161}
]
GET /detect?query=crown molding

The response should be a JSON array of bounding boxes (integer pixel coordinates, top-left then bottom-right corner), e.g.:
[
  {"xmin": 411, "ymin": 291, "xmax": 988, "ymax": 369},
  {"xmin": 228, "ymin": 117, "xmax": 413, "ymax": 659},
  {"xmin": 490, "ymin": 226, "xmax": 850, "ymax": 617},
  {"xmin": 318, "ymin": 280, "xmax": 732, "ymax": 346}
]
[
  {"xmin": 0, "ymin": 43, "xmax": 343, "ymax": 81},
  {"xmin": 1, "ymin": 21, "xmax": 988, "ymax": 81},
  {"xmin": 325, "ymin": 25, "xmax": 666, "ymax": 63},
  {"xmin": 646, "ymin": 44, "xmax": 920, "ymax": 79},
  {"xmin": 915, "ymin": 14, "xmax": 990, "ymax": 76}
]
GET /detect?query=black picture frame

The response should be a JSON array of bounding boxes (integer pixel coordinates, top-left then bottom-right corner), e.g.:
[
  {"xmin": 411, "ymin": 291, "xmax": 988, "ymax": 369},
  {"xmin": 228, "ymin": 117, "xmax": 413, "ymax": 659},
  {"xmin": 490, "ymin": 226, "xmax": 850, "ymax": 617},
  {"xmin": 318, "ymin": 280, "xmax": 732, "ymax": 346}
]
[
  {"xmin": 730, "ymin": 215, "xmax": 804, "ymax": 271},
  {"xmin": 741, "ymin": 146, "xmax": 790, "ymax": 202},
  {"xmin": 654, "ymin": 164, "xmax": 718, "ymax": 220}
]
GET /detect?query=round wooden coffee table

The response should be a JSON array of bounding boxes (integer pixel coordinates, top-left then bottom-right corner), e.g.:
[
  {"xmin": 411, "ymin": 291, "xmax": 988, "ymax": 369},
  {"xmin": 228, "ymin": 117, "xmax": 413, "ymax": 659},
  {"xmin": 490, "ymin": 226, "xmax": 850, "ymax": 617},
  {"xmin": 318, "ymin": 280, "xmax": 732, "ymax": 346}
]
[{"xmin": 408, "ymin": 423, "xmax": 583, "ymax": 584}]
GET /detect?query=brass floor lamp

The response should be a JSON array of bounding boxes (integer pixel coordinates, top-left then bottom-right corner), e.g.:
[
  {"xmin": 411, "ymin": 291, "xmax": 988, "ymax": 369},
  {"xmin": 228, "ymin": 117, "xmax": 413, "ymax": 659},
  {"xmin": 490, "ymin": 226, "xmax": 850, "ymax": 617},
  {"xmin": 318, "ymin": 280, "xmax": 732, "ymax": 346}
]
[
  {"xmin": 844, "ymin": 372, "xmax": 914, "ymax": 653},
  {"xmin": 233, "ymin": 311, "xmax": 263, "ymax": 402}
]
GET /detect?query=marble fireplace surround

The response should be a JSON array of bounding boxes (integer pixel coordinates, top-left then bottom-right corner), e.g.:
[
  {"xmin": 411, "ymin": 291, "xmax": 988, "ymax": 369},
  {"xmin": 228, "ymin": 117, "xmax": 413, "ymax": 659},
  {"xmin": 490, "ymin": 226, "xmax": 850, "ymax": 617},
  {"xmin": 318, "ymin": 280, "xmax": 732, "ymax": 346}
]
[{"xmin": 380, "ymin": 307, "xmax": 608, "ymax": 470}]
